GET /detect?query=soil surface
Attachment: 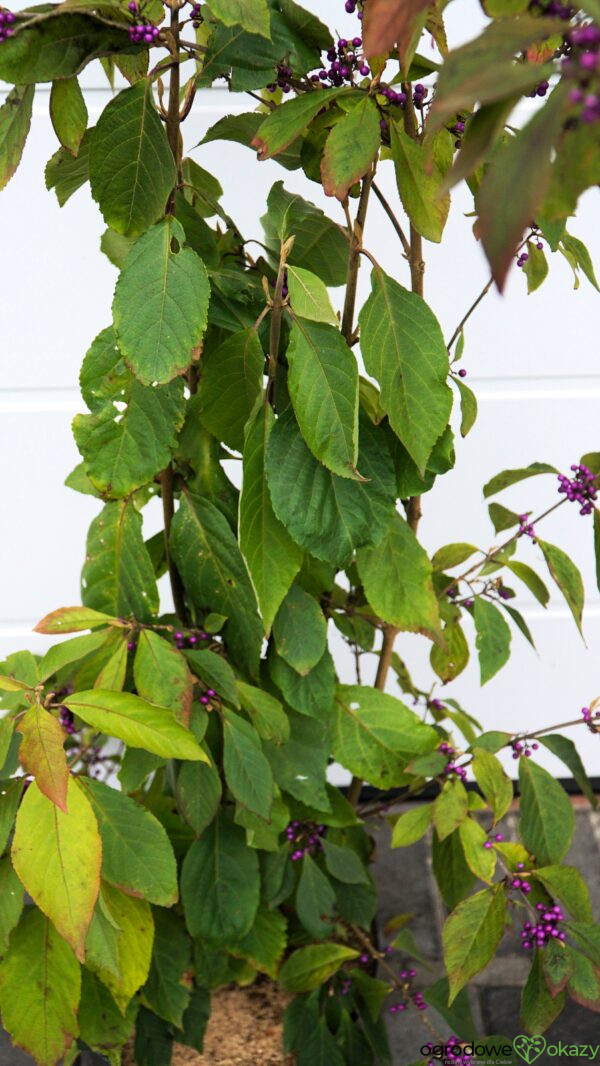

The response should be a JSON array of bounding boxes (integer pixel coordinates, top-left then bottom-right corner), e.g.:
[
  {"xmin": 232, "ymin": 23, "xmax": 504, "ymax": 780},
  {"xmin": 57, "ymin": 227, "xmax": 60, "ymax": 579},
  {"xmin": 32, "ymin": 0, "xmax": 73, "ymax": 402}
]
[{"xmin": 123, "ymin": 982, "xmax": 295, "ymax": 1066}]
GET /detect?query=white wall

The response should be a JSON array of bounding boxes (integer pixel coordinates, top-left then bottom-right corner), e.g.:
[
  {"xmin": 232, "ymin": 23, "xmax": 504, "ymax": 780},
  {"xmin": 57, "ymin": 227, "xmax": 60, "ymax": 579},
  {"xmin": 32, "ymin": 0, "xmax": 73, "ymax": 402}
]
[{"xmin": 1, "ymin": 0, "xmax": 599, "ymax": 777}]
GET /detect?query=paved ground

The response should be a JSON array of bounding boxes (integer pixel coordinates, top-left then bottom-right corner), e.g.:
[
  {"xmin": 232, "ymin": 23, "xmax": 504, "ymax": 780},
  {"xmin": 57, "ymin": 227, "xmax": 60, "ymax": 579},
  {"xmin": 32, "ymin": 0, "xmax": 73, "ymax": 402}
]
[
  {"xmin": 1, "ymin": 804, "xmax": 598, "ymax": 1065},
  {"xmin": 374, "ymin": 803, "xmax": 600, "ymax": 1066}
]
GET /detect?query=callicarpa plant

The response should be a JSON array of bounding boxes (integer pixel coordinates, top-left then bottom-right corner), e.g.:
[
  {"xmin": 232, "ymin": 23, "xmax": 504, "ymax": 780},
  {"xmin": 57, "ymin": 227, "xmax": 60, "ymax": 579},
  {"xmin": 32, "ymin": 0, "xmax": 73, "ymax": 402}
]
[{"xmin": 1, "ymin": 0, "xmax": 600, "ymax": 1063}]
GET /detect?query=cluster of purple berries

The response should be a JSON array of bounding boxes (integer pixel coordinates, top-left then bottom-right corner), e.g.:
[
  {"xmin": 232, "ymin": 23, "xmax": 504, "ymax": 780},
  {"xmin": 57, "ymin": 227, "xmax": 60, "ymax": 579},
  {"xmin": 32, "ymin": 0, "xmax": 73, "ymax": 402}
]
[
  {"xmin": 521, "ymin": 903, "xmax": 566, "ymax": 949},
  {"xmin": 440, "ymin": 742, "xmax": 468, "ymax": 782},
  {"xmin": 190, "ymin": 2, "xmax": 202, "ymax": 28},
  {"xmin": 535, "ymin": 0, "xmax": 574, "ymax": 17},
  {"xmin": 425, "ymin": 1040, "xmax": 471, "ymax": 1066},
  {"xmin": 557, "ymin": 463, "xmax": 598, "ymax": 514},
  {"xmin": 510, "ymin": 870, "xmax": 533, "ymax": 894},
  {"xmin": 127, "ymin": 1, "xmax": 160, "ymax": 43},
  {"xmin": 518, "ymin": 513, "xmax": 536, "ymax": 540},
  {"xmin": 496, "ymin": 585, "xmax": 513, "ymax": 601},
  {"xmin": 286, "ymin": 819, "xmax": 325, "ymax": 861},
  {"xmin": 305, "ymin": 35, "xmax": 370, "ymax": 90},
  {"xmin": 511, "ymin": 737, "xmax": 539, "ymax": 759},
  {"xmin": 0, "ymin": 9, "xmax": 14, "ymax": 41},
  {"xmin": 174, "ymin": 629, "xmax": 210, "ymax": 649},
  {"xmin": 582, "ymin": 705, "xmax": 600, "ymax": 731},
  {"xmin": 59, "ymin": 706, "xmax": 76, "ymax": 736},
  {"xmin": 339, "ymin": 975, "xmax": 353, "ymax": 996},
  {"xmin": 344, "ymin": 0, "xmax": 363, "ymax": 14},
  {"xmin": 563, "ymin": 24, "xmax": 600, "ymax": 123},
  {"xmin": 199, "ymin": 687, "xmax": 216, "ymax": 707},
  {"xmin": 389, "ymin": 967, "xmax": 426, "ymax": 1014},
  {"xmin": 527, "ymin": 79, "xmax": 550, "ymax": 98}
]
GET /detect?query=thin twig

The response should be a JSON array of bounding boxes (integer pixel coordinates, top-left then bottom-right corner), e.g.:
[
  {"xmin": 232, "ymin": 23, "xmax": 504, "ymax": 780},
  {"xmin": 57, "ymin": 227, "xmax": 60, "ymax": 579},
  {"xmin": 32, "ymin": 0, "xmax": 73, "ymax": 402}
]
[
  {"xmin": 446, "ymin": 278, "xmax": 493, "ymax": 352},
  {"xmin": 371, "ymin": 181, "xmax": 411, "ymax": 259},
  {"xmin": 341, "ymin": 168, "xmax": 375, "ymax": 342}
]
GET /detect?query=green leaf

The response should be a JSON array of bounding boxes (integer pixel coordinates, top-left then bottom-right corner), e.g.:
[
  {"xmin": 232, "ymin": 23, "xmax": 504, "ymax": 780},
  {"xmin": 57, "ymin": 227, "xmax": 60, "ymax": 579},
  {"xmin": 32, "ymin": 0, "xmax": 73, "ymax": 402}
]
[
  {"xmin": 178, "ymin": 986, "xmax": 211, "ymax": 1053},
  {"xmin": 454, "ymin": 376, "xmax": 478, "ymax": 438},
  {"xmin": 45, "ymin": 128, "xmax": 91, "ymax": 205},
  {"xmin": 134, "ymin": 631, "xmax": 193, "ymax": 723},
  {"xmin": 532, "ymin": 866, "xmax": 593, "ymax": 924},
  {"xmin": 322, "ymin": 839, "xmax": 368, "ymax": 884},
  {"xmin": 505, "ymin": 561, "xmax": 550, "ymax": 607},
  {"xmin": 175, "ymin": 758, "xmax": 221, "ymax": 835},
  {"xmin": 442, "ymin": 885, "xmax": 506, "ymax": 1002},
  {"xmin": 262, "ymin": 181, "xmax": 349, "ymax": 287},
  {"xmin": 181, "ymin": 812, "xmax": 260, "ymax": 943},
  {"xmin": 537, "ymin": 538, "xmax": 584, "ymax": 635},
  {"xmin": 0, "ymin": 13, "xmax": 140, "ymax": 84},
  {"xmin": 113, "ymin": 217, "xmax": 210, "ymax": 385},
  {"xmin": 237, "ymin": 681, "xmax": 289, "ymax": 743},
  {"xmin": 286, "ymin": 266, "xmax": 338, "ymax": 325},
  {"xmin": 34, "ymin": 604, "xmax": 120, "ymax": 634},
  {"xmin": 561, "ymin": 233, "xmax": 600, "ymax": 292},
  {"xmin": 432, "ymin": 829, "xmax": 478, "ymax": 913},
  {"xmin": 542, "ymin": 938, "xmax": 573, "ymax": 998},
  {"xmin": 0, "ymin": 84, "xmax": 34, "ymax": 191},
  {"xmin": 321, "ymin": 96, "xmax": 380, "ymax": 200},
  {"xmin": 266, "ymin": 409, "xmax": 396, "ymax": 565},
  {"xmin": 432, "ymin": 543, "xmax": 478, "ymax": 571},
  {"xmin": 472, "ymin": 748, "xmax": 513, "ymax": 822},
  {"xmin": 459, "ymin": 816, "xmax": 496, "ymax": 883},
  {"xmin": 424, "ymin": 977, "xmax": 476, "ymax": 1041},
  {"xmin": 119, "ymin": 748, "xmax": 165, "ymax": 793},
  {"xmin": 0, "ymin": 779, "xmax": 23, "ymax": 854},
  {"xmin": 430, "ymin": 621, "xmax": 469, "ymax": 683},
  {"xmin": 332, "ymin": 684, "xmax": 438, "ymax": 788},
  {"xmin": 264, "ymin": 711, "xmax": 331, "ymax": 811},
  {"xmin": 49, "ymin": 76, "xmax": 87, "ymax": 155},
  {"xmin": 523, "ymin": 240, "xmax": 549, "ymax": 294},
  {"xmin": 78, "ymin": 969, "xmax": 137, "ymax": 1061},
  {"xmin": 183, "ymin": 648, "xmax": 239, "ymax": 707},
  {"xmin": 273, "ymin": 584, "xmax": 327, "ymax": 676},
  {"xmin": 433, "ymin": 780, "xmax": 468, "ymax": 841},
  {"xmin": 252, "ymin": 87, "xmax": 347, "ymax": 158},
  {"xmin": 171, "ymin": 492, "xmax": 263, "ymax": 676},
  {"xmin": 82, "ymin": 778, "xmax": 178, "ymax": 906},
  {"xmin": 0, "ymin": 909, "xmax": 80, "ymax": 1066},
  {"xmin": 296, "ymin": 853, "xmax": 336, "ymax": 938},
  {"xmin": 489, "ymin": 502, "xmax": 520, "ymax": 534},
  {"xmin": 358, "ymin": 268, "xmax": 452, "ymax": 473},
  {"xmin": 473, "ymin": 598, "xmax": 511, "ymax": 684},
  {"xmin": 519, "ymin": 757, "xmax": 575, "ymax": 865},
  {"xmin": 134, "ymin": 1006, "xmax": 173, "ymax": 1066},
  {"xmin": 279, "ymin": 943, "xmax": 359, "ymax": 993},
  {"xmin": 90, "ymin": 884, "xmax": 154, "ymax": 1011},
  {"xmin": 81, "ymin": 500, "xmax": 158, "ymax": 623},
  {"xmin": 538, "ymin": 734, "xmax": 597, "ymax": 809},
  {"xmin": 391, "ymin": 802, "xmax": 434, "ymax": 847},
  {"xmin": 64, "ymin": 690, "xmax": 207, "ymax": 760},
  {"xmin": 74, "ymin": 377, "xmax": 185, "ymax": 499},
  {"xmin": 268, "ymin": 644, "xmax": 336, "ymax": 719},
  {"xmin": 287, "ymin": 318, "xmax": 359, "ymax": 477},
  {"xmin": 142, "ymin": 908, "xmax": 191, "ymax": 1027},
  {"xmin": 476, "ymin": 84, "xmax": 568, "ymax": 288},
  {"xmin": 233, "ymin": 902, "xmax": 287, "ymax": 977},
  {"xmin": 0, "ymin": 857, "xmax": 23, "ymax": 955},
  {"xmin": 210, "ymin": 0, "xmax": 270, "ymax": 36},
  {"xmin": 223, "ymin": 709, "xmax": 273, "ymax": 819},
  {"xmin": 391, "ymin": 121, "xmax": 449, "ymax": 243},
  {"xmin": 483, "ymin": 462, "xmax": 557, "ymax": 497},
  {"xmin": 11, "ymin": 778, "xmax": 101, "ymax": 961},
  {"xmin": 37, "ymin": 630, "xmax": 111, "ymax": 682},
  {"xmin": 89, "ymin": 81, "xmax": 175, "ymax": 237},
  {"xmin": 521, "ymin": 949, "xmax": 565, "ymax": 1034},
  {"xmin": 357, "ymin": 513, "xmax": 441, "ymax": 638},
  {"xmin": 195, "ymin": 327, "xmax": 264, "ymax": 452},
  {"xmin": 16, "ymin": 704, "xmax": 69, "ymax": 812},
  {"xmin": 239, "ymin": 403, "xmax": 303, "ymax": 636}
]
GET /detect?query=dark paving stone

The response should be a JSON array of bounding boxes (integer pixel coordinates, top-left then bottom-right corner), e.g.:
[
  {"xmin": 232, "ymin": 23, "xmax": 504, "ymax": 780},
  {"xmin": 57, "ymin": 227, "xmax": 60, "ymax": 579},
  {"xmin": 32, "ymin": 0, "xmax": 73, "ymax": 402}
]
[
  {"xmin": 481, "ymin": 987, "xmax": 600, "ymax": 1066},
  {"xmin": 373, "ymin": 820, "xmax": 442, "ymax": 959},
  {"xmin": 0, "ymin": 1027, "xmax": 35, "ymax": 1065}
]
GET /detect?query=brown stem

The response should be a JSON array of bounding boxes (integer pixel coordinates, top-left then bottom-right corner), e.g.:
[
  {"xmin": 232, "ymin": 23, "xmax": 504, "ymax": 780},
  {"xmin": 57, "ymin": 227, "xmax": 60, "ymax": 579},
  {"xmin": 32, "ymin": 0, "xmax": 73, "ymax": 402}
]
[
  {"xmin": 446, "ymin": 278, "xmax": 492, "ymax": 353},
  {"xmin": 341, "ymin": 168, "xmax": 374, "ymax": 343},
  {"xmin": 267, "ymin": 239, "xmax": 293, "ymax": 403},
  {"xmin": 371, "ymin": 181, "xmax": 411, "ymax": 259},
  {"xmin": 161, "ymin": 468, "xmax": 188, "ymax": 622}
]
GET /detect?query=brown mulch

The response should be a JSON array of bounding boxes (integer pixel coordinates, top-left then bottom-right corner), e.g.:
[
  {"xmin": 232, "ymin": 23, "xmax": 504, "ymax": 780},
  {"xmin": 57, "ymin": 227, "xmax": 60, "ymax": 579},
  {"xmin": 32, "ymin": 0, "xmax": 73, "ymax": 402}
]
[{"xmin": 123, "ymin": 982, "xmax": 295, "ymax": 1066}]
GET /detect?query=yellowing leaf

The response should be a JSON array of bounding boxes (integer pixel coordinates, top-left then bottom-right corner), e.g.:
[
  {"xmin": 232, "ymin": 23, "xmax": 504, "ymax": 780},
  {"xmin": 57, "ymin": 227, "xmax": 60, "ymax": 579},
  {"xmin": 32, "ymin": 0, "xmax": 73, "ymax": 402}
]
[
  {"xmin": 11, "ymin": 778, "xmax": 101, "ymax": 961},
  {"xmin": 63, "ymin": 690, "xmax": 207, "ymax": 761},
  {"xmin": 17, "ymin": 705, "xmax": 69, "ymax": 812},
  {"xmin": 89, "ymin": 883, "xmax": 154, "ymax": 1011}
]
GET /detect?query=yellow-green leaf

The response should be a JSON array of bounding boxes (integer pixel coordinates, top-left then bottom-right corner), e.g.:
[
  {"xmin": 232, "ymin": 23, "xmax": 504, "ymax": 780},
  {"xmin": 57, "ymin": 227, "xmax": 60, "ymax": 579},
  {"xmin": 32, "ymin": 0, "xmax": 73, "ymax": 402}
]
[
  {"xmin": 64, "ymin": 690, "xmax": 208, "ymax": 761},
  {"xmin": 49, "ymin": 76, "xmax": 87, "ymax": 155}
]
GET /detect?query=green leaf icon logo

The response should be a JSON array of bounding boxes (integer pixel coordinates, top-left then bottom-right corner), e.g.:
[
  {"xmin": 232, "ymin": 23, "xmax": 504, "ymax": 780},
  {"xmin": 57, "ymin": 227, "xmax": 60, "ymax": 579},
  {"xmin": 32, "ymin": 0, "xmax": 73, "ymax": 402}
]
[{"xmin": 513, "ymin": 1036, "xmax": 547, "ymax": 1064}]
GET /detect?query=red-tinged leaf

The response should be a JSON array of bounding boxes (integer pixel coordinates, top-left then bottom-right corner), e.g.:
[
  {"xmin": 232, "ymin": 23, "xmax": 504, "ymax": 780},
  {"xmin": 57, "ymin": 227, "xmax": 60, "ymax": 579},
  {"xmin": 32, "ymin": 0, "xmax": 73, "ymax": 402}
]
[
  {"xmin": 476, "ymin": 83, "xmax": 569, "ymax": 290},
  {"xmin": 17, "ymin": 705, "xmax": 69, "ymax": 813},
  {"xmin": 321, "ymin": 97, "xmax": 380, "ymax": 200},
  {"xmin": 34, "ymin": 606, "xmax": 123, "ymax": 634},
  {"xmin": 363, "ymin": 0, "xmax": 431, "ymax": 59}
]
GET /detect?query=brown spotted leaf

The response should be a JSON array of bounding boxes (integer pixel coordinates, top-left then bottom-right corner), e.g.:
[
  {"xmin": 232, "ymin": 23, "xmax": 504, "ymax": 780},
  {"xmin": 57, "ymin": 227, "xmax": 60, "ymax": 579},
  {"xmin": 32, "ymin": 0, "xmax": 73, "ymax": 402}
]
[{"xmin": 363, "ymin": 0, "xmax": 431, "ymax": 59}]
